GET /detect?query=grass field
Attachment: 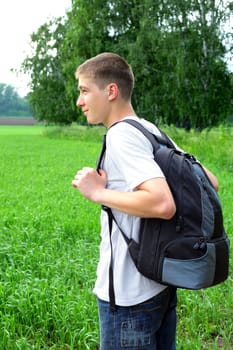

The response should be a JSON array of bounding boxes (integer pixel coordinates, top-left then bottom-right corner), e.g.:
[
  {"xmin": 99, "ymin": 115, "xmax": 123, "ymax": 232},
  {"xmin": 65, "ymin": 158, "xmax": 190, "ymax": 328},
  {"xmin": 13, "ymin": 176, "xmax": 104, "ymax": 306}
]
[{"xmin": 0, "ymin": 124, "xmax": 232, "ymax": 349}]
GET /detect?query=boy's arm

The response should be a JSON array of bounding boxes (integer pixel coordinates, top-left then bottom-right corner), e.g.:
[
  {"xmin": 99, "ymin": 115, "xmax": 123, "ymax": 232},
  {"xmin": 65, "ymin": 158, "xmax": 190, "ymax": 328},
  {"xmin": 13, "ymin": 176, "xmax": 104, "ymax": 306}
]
[
  {"xmin": 203, "ymin": 166, "xmax": 219, "ymax": 191},
  {"xmin": 72, "ymin": 167, "xmax": 176, "ymax": 219}
]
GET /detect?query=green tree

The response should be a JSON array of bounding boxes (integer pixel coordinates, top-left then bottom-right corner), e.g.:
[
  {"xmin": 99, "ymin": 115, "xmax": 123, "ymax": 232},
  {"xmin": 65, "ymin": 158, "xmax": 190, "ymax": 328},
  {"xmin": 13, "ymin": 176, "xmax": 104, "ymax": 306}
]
[
  {"xmin": 21, "ymin": 17, "xmax": 76, "ymax": 124},
  {"xmin": 63, "ymin": 0, "xmax": 232, "ymax": 129},
  {"xmin": 166, "ymin": 0, "xmax": 233, "ymax": 129},
  {"xmin": 0, "ymin": 83, "xmax": 31, "ymax": 116},
  {"xmin": 62, "ymin": 0, "xmax": 163, "ymax": 120},
  {"xmin": 20, "ymin": 0, "xmax": 233, "ymax": 128},
  {"xmin": 126, "ymin": 0, "xmax": 233, "ymax": 129},
  {"xmin": 61, "ymin": 0, "xmax": 116, "ymax": 122}
]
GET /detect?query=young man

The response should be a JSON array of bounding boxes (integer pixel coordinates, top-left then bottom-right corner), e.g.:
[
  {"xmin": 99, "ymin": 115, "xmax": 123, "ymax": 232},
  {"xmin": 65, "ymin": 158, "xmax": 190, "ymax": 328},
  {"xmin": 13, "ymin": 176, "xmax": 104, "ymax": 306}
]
[{"xmin": 72, "ymin": 52, "xmax": 218, "ymax": 350}]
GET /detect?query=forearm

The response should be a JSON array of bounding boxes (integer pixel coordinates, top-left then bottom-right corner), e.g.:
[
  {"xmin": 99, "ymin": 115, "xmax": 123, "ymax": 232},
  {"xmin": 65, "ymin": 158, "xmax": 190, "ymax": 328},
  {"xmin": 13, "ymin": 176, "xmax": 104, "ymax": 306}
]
[
  {"xmin": 92, "ymin": 179, "xmax": 176, "ymax": 219},
  {"xmin": 72, "ymin": 168, "xmax": 176, "ymax": 219},
  {"xmin": 93, "ymin": 188, "xmax": 156, "ymax": 217}
]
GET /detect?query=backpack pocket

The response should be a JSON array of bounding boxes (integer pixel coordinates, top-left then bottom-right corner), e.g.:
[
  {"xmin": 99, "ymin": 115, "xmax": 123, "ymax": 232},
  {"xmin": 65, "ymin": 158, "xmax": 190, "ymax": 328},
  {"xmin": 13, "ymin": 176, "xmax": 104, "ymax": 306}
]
[{"xmin": 160, "ymin": 238, "xmax": 229, "ymax": 289}]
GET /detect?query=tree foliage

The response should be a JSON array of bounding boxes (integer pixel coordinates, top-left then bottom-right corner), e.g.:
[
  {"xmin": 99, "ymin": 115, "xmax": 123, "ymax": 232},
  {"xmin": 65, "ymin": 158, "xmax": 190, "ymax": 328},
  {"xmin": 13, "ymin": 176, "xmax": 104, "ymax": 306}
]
[
  {"xmin": 60, "ymin": 0, "xmax": 115, "ymax": 123},
  {"xmin": 21, "ymin": 17, "xmax": 77, "ymax": 124},
  {"xmin": 21, "ymin": 0, "xmax": 233, "ymax": 129},
  {"xmin": 0, "ymin": 84, "xmax": 31, "ymax": 117}
]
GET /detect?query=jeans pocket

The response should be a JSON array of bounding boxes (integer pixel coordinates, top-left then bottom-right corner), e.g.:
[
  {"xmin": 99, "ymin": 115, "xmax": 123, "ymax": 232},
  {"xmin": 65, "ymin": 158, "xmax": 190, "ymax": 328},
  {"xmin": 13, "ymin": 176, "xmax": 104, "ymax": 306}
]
[{"xmin": 121, "ymin": 316, "xmax": 151, "ymax": 347}]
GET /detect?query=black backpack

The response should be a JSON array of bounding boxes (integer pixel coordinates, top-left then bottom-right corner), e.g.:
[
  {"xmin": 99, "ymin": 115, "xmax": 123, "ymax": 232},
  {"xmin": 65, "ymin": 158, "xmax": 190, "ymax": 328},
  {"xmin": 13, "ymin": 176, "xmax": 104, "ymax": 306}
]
[{"xmin": 97, "ymin": 119, "xmax": 230, "ymax": 310}]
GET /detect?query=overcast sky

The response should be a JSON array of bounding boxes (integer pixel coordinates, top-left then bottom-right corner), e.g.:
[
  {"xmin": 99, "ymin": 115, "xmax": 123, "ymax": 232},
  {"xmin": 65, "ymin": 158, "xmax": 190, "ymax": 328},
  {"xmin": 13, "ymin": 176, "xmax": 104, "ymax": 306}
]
[{"xmin": 0, "ymin": 0, "xmax": 71, "ymax": 96}]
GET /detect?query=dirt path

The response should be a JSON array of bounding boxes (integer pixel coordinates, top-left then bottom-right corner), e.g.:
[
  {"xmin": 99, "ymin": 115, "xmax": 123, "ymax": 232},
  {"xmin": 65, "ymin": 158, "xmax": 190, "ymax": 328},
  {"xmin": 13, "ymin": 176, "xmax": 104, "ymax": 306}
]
[{"xmin": 0, "ymin": 117, "xmax": 37, "ymax": 125}]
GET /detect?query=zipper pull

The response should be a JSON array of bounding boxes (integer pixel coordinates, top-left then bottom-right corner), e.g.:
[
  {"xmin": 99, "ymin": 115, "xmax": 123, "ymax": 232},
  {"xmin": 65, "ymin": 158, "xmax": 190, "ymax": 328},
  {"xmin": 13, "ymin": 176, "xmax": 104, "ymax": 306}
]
[{"xmin": 193, "ymin": 237, "xmax": 207, "ymax": 250}]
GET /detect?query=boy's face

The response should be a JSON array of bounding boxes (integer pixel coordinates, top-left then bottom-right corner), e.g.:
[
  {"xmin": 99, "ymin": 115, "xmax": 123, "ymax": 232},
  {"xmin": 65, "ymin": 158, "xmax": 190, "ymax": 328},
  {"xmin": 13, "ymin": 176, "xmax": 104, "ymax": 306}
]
[{"xmin": 76, "ymin": 75, "xmax": 110, "ymax": 126}]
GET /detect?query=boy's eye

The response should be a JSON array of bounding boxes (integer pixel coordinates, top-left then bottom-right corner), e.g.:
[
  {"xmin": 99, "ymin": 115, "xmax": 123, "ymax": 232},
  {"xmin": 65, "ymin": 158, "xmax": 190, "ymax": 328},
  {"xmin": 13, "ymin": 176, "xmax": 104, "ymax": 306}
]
[{"xmin": 80, "ymin": 88, "xmax": 88, "ymax": 95}]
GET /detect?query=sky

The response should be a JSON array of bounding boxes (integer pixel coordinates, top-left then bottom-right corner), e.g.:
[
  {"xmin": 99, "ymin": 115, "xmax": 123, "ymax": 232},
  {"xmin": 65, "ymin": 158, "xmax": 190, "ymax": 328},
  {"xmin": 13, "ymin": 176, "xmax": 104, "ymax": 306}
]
[{"xmin": 0, "ymin": 0, "xmax": 71, "ymax": 97}]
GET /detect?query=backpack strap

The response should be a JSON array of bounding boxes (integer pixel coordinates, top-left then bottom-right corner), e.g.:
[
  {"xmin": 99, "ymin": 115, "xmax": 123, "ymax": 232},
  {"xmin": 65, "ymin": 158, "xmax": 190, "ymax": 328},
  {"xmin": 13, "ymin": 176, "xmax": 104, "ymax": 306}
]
[
  {"xmin": 102, "ymin": 205, "xmax": 131, "ymax": 312},
  {"xmin": 96, "ymin": 135, "xmax": 106, "ymax": 172},
  {"xmin": 121, "ymin": 119, "xmax": 175, "ymax": 150}
]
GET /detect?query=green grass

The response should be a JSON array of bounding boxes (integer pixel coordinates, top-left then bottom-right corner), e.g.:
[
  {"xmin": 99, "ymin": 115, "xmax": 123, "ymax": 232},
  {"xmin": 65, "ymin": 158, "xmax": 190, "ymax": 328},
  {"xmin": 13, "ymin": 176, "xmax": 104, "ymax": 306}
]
[
  {"xmin": 0, "ymin": 124, "xmax": 232, "ymax": 349},
  {"xmin": 0, "ymin": 125, "xmax": 45, "ymax": 136}
]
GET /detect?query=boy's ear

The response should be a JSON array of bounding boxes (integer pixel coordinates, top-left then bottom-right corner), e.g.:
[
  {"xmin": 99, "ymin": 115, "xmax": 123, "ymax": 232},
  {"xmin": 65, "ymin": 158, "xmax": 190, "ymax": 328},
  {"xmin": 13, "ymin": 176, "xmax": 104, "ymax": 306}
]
[{"xmin": 107, "ymin": 83, "xmax": 119, "ymax": 101}]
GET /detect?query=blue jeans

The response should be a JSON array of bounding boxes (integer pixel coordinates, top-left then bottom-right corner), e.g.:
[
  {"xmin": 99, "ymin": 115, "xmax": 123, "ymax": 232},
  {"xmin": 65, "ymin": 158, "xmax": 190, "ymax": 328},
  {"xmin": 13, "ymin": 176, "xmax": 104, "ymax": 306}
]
[{"xmin": 97, "ymin": 287, "xmax": 177, "ymax": 350}]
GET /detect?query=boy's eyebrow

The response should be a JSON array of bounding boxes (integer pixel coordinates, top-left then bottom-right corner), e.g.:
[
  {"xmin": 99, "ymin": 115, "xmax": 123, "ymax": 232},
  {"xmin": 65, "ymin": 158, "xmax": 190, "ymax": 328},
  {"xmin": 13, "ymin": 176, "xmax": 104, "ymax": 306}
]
[{"xmin": 78, "ymin": 85, "xmax": 88, "ymax": 91}]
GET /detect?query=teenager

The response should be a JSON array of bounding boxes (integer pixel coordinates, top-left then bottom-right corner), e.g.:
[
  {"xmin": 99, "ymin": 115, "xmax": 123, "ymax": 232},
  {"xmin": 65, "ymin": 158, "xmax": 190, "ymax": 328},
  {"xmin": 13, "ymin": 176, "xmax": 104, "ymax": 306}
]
[{"xmin": 72, "ymin": 52, "xmax": 218, "ymax": 350}]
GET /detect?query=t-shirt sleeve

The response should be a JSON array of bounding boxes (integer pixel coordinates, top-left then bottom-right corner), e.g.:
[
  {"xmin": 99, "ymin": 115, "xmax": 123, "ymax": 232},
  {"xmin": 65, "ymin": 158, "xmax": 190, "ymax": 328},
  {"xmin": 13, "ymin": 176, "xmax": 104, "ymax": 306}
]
[{"xmin": 106, "ymin": 123, "xmax": 165, "ymax": 190}]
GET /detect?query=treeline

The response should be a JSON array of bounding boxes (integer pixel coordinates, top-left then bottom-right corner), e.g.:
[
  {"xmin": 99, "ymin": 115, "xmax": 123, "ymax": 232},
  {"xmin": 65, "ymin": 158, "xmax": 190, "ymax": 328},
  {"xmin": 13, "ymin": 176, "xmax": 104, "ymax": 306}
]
[
  {"xmin": 0, "ymin": 84, "xmax": 31, "ymax": 117},
  {"xmin": 21, "ymin": 0, "xmax": 233, "ymax": 129}
]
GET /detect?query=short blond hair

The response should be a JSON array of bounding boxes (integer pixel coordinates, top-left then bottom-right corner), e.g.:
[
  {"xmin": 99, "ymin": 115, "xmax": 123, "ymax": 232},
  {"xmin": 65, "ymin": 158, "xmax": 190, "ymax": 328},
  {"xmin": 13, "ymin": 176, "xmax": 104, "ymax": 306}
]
[{"xmin": 76, "ymin": 52, "xmax": 134, "ymax": 101}]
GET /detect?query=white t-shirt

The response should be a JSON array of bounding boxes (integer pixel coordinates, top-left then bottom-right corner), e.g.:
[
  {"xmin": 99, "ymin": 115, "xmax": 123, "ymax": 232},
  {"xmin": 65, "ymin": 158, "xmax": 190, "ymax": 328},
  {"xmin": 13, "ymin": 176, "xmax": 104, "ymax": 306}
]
[{"xmin": 93, "ymin": 116, "xmax": 168, "ymax": 306}]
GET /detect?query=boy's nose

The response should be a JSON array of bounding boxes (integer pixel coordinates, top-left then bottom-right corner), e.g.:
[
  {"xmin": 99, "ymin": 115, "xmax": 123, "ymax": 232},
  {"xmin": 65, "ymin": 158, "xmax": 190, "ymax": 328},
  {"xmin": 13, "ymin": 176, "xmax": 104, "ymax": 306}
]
[{"xmin": 76, "ymin": 95, "xmax": 83, "ymax": 107}]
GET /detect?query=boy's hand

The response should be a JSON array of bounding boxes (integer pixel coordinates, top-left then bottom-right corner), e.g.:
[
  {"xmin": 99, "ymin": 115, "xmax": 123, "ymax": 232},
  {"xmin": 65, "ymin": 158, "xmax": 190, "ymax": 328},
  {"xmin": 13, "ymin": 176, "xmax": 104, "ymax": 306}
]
[{"xmin": 72, "ymin": 167, "xmax": 107, "ymax": 202}]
